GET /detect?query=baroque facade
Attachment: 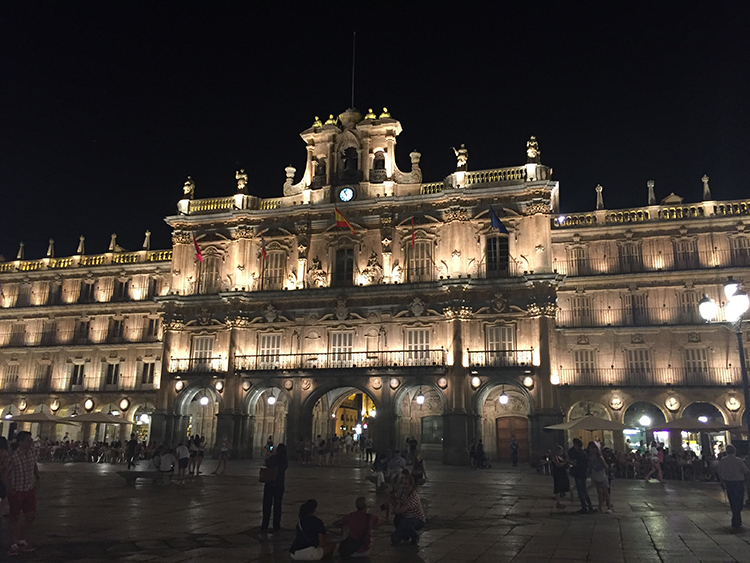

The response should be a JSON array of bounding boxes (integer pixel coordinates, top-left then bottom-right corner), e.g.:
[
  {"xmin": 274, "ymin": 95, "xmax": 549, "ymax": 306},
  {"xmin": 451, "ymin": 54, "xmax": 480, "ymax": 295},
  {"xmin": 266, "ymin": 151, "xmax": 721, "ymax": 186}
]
[{"xmin": 0, "ymin": 107, "xmax": 747, "ymax": 463}]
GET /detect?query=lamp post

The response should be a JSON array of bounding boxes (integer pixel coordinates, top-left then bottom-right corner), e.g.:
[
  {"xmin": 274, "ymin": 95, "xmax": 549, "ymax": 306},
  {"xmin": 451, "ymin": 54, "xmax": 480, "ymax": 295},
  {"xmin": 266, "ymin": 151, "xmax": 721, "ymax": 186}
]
[{"xmin": 699, "ymin": 279, "xmax": 750, "ymax": 440}]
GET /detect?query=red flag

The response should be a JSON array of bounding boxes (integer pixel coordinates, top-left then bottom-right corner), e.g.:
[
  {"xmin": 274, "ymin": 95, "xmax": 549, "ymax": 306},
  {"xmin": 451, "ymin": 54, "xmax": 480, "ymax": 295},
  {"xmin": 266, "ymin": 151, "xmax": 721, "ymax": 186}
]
[
  {"xmin": 260, "ymin": 231, "xmax": 267, "ymax": 259},
  {"xmin": 192, "ymin": 233, "xmax": 203, "ymax": 263},
  {"xmin": 411, "ymin": 214, "xmax": 415, "ymax": 249},
  {"xmin": 335, "ymin": 207, "xmax": 356, "ymax": 235}
]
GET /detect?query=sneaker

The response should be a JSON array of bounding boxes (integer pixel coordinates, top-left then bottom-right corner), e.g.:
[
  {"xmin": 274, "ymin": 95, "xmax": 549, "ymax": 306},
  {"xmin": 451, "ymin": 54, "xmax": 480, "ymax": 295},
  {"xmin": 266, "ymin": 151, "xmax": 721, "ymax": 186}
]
[
  {"xmin": 17, "ymin": 541, "xmax": 34, "ymax": 552},
  {"xmin": 577, "ymin": 508, "xmax": 589, "ymax": 514},
  {"xmin": 8, "ymin": 544, "xmax": 19, "ymax": 556}
]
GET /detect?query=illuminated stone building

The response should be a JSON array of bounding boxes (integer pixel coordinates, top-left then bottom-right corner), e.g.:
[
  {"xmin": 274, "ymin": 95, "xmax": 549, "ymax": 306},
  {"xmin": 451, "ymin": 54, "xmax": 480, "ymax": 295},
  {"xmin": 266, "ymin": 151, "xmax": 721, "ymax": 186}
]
[{"xmin": 0, "ymin": 107, "xmax": 747, "ymax": 462}]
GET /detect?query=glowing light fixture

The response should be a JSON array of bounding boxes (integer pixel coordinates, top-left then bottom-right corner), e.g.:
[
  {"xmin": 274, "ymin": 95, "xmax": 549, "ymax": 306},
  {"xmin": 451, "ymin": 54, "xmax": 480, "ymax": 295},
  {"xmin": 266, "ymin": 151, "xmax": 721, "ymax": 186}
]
[
  {"xmin": 175, "ymin": 380, "xmax": 184, "ymax": 392},
  {"xmin": 698, "ymin": 415, "xmax": 708, "ymax": 423},
  {"xmin": 725, "ymin": 277, "xmax": 740, "ymax": 300},
  {"xmin": 726, "ymin": 290, "xmax": 749, "ymax": 323},
  {"xmin": 369, "ymin": 409, "xmax": 377, "ymax": 418},
  {"xmin": 471, "ymin": 376, "xmax": 481, "ymax": 389},
  {"xmin": 139, "ymin": 413, "xmax": 150, "ymax": 424},
  {"xmin": 331, "ymin": 412, "xmax": 336, "ymax": 419},
  {"xmin": 550, "ymin": 373, "xmax": 560, "ymax": 385},
  {"xmin": 522, "ymin": 376, "xmax": 534, "ymax": 389},
  {"xmin": 199, "ymin": 395, "xmax": 210, "ymax": 406},
  {"xmin": 416, "ymin": 388, "xmax": 426, "ymax": 405},
  {"xmin": 698, "ymin": 294, "xmax": 718, "ymax": 321},
  {"xmin": 639, "ymin": 415, "xmax": 651, "ymax": 427},
  {"xmin": 4, "ymin": 414, "xmax": 11, "ymax": 420},
  {"xmin": 267, "ymin": 392, "xmax": 277, "ymax": 406},
  {"xmin": 214, "ymin": 380, "xmax": 224, "ymax": 392},
  {"xmin": 498, "ymin": 387, "xmax": 509, "ymax": 405}
]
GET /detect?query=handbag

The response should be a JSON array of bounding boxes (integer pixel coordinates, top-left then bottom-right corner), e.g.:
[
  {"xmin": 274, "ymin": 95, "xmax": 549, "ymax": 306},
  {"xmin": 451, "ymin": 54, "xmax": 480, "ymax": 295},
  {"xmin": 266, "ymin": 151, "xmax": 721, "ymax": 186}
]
[
  {"xmin": 259, "ymin": 466, "xmax": 277, "ymax": 483},
  {"xmin": 339, "ymin": 514, "xmax": 370, "ymax": 557}
]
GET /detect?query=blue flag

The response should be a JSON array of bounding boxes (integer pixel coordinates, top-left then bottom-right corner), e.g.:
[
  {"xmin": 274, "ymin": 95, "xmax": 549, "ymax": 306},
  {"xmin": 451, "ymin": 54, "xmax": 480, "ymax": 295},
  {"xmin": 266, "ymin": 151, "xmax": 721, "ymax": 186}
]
[{"xmin": 489, "ymin": 206, "xmax": 510, "ymax": 235}]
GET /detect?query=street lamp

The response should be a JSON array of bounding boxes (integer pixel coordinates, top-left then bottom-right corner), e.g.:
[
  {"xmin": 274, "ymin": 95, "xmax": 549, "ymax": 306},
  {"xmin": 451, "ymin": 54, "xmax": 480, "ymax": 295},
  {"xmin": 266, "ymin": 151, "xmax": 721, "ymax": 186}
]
[
  {"xmin": 699, "ymin": 280, "xmax": 750, "ymax": 439},
  {"xmin": 416, "ymin": 387, "xmax": 425, "ymax": 405}
]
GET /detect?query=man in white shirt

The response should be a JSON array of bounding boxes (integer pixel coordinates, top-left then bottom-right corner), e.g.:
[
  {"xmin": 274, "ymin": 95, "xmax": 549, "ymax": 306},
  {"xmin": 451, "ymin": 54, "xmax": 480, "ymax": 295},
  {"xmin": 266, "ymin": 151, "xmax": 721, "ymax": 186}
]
[
  {"xmin": 175, "ymin": 443, "xmax": 190, "ymax": 484},
  {"xmin": 718, "ymin": 445, "xmax": 750, "ymax": 529}
]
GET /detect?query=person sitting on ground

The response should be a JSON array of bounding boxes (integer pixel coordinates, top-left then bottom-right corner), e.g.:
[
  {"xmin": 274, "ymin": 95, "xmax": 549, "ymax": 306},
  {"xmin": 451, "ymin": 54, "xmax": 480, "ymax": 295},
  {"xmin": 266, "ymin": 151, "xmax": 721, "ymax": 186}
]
[
  {"xmin": 387, "ymin": 450, "xmax": 406, "ymax": 486},
  {"xmin": 333, "ymin": 496, "xmax": 381, "ymax": 557},
  {"xmin": 290, "ymin": 499, "xmax": 336, "ymax": 560},
  {"xmin": 390, "ymin": 475, "xmax": 426, "ymax": 546}
]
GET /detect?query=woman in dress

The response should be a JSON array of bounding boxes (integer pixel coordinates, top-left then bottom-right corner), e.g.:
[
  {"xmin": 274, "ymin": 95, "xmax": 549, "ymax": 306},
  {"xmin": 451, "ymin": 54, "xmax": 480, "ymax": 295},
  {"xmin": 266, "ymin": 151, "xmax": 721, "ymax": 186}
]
[
  {"xmin": 550, "ymin": 445, "xmax": 569, "ymax": 509},
  {"xmin": 588, "ymin": 441, "xmax": 613, "ymax": 513}
]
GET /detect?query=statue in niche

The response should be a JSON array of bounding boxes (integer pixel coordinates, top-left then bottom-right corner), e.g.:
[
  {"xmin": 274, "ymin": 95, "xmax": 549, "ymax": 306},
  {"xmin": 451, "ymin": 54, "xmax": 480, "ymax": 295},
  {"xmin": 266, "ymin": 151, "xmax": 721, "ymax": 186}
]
[
  {"xmin": 360, "ymin": 253, "xmax": 383, "ymax": 284},
  {"xmin": 183, "ymin": 177, "xmax": 195, "ymax": 199},
  {"xmin": 306, "ymin": 257, "xmax": 327, "ymax": 288},
  {"xmin": 452, "ymin": 144, "xmax": 468, "ymax": 171},
  {"xmin": 286, "ymin": 271, "xmax": 297, "ymax": 290},
  {"xmin": 342, "ymin": 147, "xmax": 358, "ymax": 171},
  {"xmin": 391, "ymin": 263, "xmax": 403, "ymax": 284}
]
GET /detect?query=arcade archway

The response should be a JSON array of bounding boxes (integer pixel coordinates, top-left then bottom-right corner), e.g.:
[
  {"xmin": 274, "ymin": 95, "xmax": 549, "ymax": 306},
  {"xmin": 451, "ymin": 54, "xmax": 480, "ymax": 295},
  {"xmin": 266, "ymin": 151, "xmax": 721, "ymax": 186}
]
[
  {"xmin": 309, "ymin": 387, "xmax": 377, "ymax": 449},
  {"xmin": 622, "ymin": 401, "xmax": 666, "ymax": 452},
  {"xmin": 395, "ymin": 385, "xmax": 445, "ymax": 460},
  {"xmin": 247, "ymin": 388, "xmax": 289, "ymax": 456},
  {"xmin": 479, "ymin": 386, "xmax": 530, "ymax": 462},
  {"xmin": 567, "ymin": 401, "xmax": 614, "ymax": 449},
  {"xmin": 682, "ymin": 402, "xmax": 727, "ymax": 455},
  {"xmin": 177, "ymin": 386, "xmax": 221, "ymax": 450}
]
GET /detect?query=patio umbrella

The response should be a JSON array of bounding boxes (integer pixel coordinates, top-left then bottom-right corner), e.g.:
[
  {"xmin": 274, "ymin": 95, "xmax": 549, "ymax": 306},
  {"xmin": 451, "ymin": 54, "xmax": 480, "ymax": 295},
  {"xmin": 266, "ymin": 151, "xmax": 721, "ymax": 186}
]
[
  {"xmin": 545, "ymin": 415, "xmax": 627, "ymax": 431},
  {"xmin": 64, "ymin": 412, "xmax": 133, "ymax": 425},
  {"xmin": 650, "ymin": 417, "xmax": 738, "ymax": 432},
  {"xmin": 8, "ymin": 412, "xmax": 79, "ymax": 425}
]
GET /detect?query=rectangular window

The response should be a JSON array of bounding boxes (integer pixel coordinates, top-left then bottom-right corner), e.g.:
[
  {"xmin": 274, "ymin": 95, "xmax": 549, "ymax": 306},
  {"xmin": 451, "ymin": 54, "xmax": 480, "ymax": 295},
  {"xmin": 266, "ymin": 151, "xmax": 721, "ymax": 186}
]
[
  {"xmin": 626, "ymin": 349, "xmax": 652, "ymax": 383},
  {"xmin": 574, "ymin": 349, "xmax": 596, "ymax": 374},
  {"xmin": 731, "ymin": 237, "xmax": 750, "ymax": 267},
  {"xmin": 41, "ymin": 321, "xmax": 57, "ymax": 346},
  {"xmin": 33, "ymin": 364, "xmax": 51, "ymax": 392},
  {"xmin": 105, "ymin": 363, "xmax": 120, "ymax": 386},
  {"xmin": 10, "ymin": 324, "xmax": 25, "ymax": 347},
  {"xmin": 147, "ymin": 318, "xmax": 160, "ymax": 338},
  {"xmin": 76, "ymin": 320, "xmax": 90, "ymax": 343},
  {"xmin": 684, "ymin": 348, "xmax": 709, "ymax": 384},
  {"xmin": 487, "ymin": 325, "xmax": 515, "ymax": 366},
  {"xmin": 567, "ymin": 246, "xmax": 589, "ymax": 276},
  {"xmin": 333, "ymin": 248, "xmax": 354, "ymax": 287},
  {"xmin": 618, "ymin": 243, "xmax": 643, "ymax": 273},
  {"xmin": 192, "ymin": 336, "xmax": 214, "ymax": 371},
  {"xmin": 199, "ymin": 255, "xmax": 222, "ymax": 294},
  {"xmin": 113, "ymin": 279, "xmax": 129, "ymax": 301},
  {"xmin": 623, "ymin": 293, "xmax": 648, "ymax": 326},
  {"xmin": 673, "ymin": 239, "xmax": 698, "ymax": 270},
  {"xmin": 16, "ymin": 285, "xmax": 31, "ymax": 307},
  {"xmin": 259, "ymin": 333, "xmax": 282, "ymax": 369},
  {"xmin": 677, "ymin": 291, "xmax": 699, "ymax": 324},
  {"xmin": 109, "ymin": 319, "xmax": 124, "ymax": 340},
  {"xmin": 330, "ymin": 331, "xmax": 353, "ymax": 367},
  {"xmin": 409, "ymin": 241, "xmax": 433, "ymax": 282},
  {"xmin": 79, "ymin": 282, "xmax": 95, "ymax": 303},
  {"xmin": 70, "ymin": 364, "xmax": 85, "ymax": 387},
  {"xmin": 420, "ymin": 415, "xmax": 443, "ymax": 445},
  {"xmin": 141, "ymin": 362, "xmax": 156, "ymax": 385},
  {"xmin": 3, "ymin": 364, "xmax": 19, "ymax": 390},
  {"xmin": 406, "ymin": 329, "xmax": 430, "ymax": 365},
  {"xmin": 487, "ymin": 236, "xmax": 510, "ymax": 278},
  {"xmin": 263, "ymin": 252, "xmax": 286, "ymax": 290},
  {"xmin": 571, "ymin": 295, "xmax": 593, "ymax": 327}
]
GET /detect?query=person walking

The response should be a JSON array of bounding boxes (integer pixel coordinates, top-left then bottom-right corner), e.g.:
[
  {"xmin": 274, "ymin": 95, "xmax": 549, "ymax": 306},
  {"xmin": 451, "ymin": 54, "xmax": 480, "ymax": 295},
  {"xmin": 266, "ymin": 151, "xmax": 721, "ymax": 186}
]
[
  {"xmin": 126, "ymin": 433, "xmax": 138, "ymax": 470},
  {"xmin": 3, "ymin": 431, "xmax": 40, "ymax": 555},
  {"xmin": 261, "ymin": 443, "xmax": 288, "ymax": 532},
  {"xmin": 510, "ymin": 436, "xmax": 519, "ymax": 467},
  {"xmin": 212, "ymin": 437, "xmax": 230, "ymax": 475},
  {"xmin": 175, "ymin": 442, "xmax": 190, "ymax": 484},
  {"xmin": 568, "ymin": 438, "xmax": 593, "ymax": 514},
  {"xmin": 550, "ymin": 445, "xmax": 569, "ymax": 509},
  {"xmin": 718, "ymin": 444, "xmax": 750, "ymax": 529},
  {"xmin": 644, "ymin": 441, "xmax": 664, "ymax": 483}
]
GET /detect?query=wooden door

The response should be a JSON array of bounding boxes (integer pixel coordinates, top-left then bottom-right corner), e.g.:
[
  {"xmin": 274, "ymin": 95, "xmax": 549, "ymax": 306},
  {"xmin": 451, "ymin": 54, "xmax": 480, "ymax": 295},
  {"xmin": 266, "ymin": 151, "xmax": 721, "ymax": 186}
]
[{"xmin": 496, "ymin": 416, "xmax": 529, "ymax": 462}]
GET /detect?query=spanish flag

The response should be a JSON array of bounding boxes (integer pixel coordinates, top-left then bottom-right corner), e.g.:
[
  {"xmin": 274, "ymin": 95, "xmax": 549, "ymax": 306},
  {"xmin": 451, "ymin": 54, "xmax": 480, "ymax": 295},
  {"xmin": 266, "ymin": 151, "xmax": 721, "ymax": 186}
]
[
  {"xmin": 192, "ymin": 233, "xmax": 203, "ymax": 263},
  {"xmin": 335, "ymin": 207, "xmax": 356, "ymax": 235}
]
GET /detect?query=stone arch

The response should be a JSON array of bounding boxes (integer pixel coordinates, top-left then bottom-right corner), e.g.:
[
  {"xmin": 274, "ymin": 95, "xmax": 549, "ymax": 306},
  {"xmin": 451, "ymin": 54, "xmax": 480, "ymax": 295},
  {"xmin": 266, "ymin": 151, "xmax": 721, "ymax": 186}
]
[
  {"xmin": 394, "ymin": 383, "xmax": 446, "ymax": 460},
  {"xmin": 175, "ymin": 384, "xmax": 222, "ymax": 449},
  {"xmin": 476, "ymin": 383, "xmax": 531, "ymax": 461},
  {"xmin": 0, "ymin": 405, "xmax": 21, "ymax": 440},
  {"xmin": 621, "ymin": 400, "xmax": 667, "ymax": 452},
  {"xmin": 681, "ymin": 401, "xmax": 727, "ymax": 423},
  {"xmin": 680, "ymin": 401, "xmax": 729, "ymax": 456},
  {"xmin": 302, "ymin": 382, "xmax": 379, "ymax": 447},
  {"xmin": 244, "ymin": 386, "xmax": 290, "ymax": 456},
  {"xmin": 567, "ymin": 400, "xmax": 611, "ymax": 422}
]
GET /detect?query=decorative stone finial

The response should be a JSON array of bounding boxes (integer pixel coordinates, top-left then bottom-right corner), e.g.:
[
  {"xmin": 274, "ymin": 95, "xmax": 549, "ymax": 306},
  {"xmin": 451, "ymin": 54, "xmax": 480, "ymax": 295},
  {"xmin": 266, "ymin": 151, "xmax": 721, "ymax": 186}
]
[
  {"xmin": 109, "ymin": 233, "xmax": 118, "ymax": 252},
  {"xmin": 16, "ymin": 242, "xmax": 24, "ymax": 260},
  {"xmin": 452, "ymin": 144, "xmax": 468, "ymax": 171},
  {"xmin": 77, "ymin": 236, "xmax": 85, "ymax": 255},
  {"xmin": 379, "ymin": 107, "xmax": 391, "ymax": 119},
  {"xmin": 647, "ymin": 180, "xmax": 656, "ymax": 205},
  {"xmin": 183, "ymin": 176, "xmax": 195, "ymax": 200},
  {"xmin": 142, "ymin": 231, "xmax": 151, "ymax": 250},
  {"xmin": 324, "ymin": 114, "xmax": 337, "ymax": 125},
  {"xmin": 285, "ymin": 166, "xmax": 296, "ymax": 182},
  {"xmin": 311, "ymin": 115, "xmax": 322, "ymax": 128},
  {"xmin": 236, "ymin": 169, "xmax": 248, "ymax": 194},
  {"xmin": 410, "ymin": 150, "xmax": 421, "ymax": 167},
  {"xmin": 526, "ymin": 136, "xmax": 541, "ymax": 163},
  {"xmin": 46, "ymin": 239, "xmax": 54, "ymax": 258},
  {"xmin": 365, "ymin": 108, "xmax": 376, "ymax": 120},
  {"xmin": 701, "ymin": 174, "xmax": 711, "ymax": 200},
  {"xmin": 595, "ymin": 184, "xmax": 604, "ymax": 210}
]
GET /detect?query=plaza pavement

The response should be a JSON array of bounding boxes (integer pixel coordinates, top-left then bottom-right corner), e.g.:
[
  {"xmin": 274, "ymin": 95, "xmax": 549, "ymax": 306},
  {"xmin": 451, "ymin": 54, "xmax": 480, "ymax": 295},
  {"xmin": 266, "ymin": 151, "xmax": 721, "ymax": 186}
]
[{"xmin": 10, "ymin": 455, "xmax": 750, "ymax": 563}]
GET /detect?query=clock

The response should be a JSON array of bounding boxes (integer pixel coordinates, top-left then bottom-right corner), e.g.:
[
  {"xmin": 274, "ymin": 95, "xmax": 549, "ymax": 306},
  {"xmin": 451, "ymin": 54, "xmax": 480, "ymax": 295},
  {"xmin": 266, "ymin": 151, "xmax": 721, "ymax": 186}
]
[
  {"xmin": 339, "ymin": 187, "xmax": 355, "ymax": 202},
  {"xmin": 609, "ymin": 395, "xmax": 623, "ymax": 410},
  {"xmin": 665, "ymin": 396, "xmax": 680, "ymax": 412}
]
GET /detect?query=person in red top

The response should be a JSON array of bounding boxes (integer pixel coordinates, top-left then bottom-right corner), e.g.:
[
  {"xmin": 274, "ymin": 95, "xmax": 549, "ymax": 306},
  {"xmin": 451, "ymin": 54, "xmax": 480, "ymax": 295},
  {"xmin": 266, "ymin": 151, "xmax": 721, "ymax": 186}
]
[
  {"xmin": 3, "ymin": 431, "xmax": 40, "ymax": 556},
  {"xmin": 334, "ymin": 497, "xmax": 381, "ymax": 557}
]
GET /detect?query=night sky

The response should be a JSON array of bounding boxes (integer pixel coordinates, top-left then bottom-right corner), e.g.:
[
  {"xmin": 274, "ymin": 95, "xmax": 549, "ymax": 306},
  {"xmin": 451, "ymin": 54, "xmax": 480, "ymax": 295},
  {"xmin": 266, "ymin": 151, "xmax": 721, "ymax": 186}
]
[{"xmin": 1, "ymin": 3, "xmax": 747, "ymax": 260}]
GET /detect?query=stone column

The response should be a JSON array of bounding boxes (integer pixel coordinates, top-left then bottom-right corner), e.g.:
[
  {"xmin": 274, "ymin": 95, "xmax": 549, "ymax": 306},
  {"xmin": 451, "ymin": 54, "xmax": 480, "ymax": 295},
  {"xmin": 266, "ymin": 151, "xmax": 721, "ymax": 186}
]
[
  {"xmin": 442, "ymin": 313, "xmax": 471, "ymax": 465},
  {"xmin": 529, "ymin": 315, "xmax": 563, "ymax": 458},
  {"xmin": 285, "ymin": 380, "xmax": 302, "ymax": 455}
]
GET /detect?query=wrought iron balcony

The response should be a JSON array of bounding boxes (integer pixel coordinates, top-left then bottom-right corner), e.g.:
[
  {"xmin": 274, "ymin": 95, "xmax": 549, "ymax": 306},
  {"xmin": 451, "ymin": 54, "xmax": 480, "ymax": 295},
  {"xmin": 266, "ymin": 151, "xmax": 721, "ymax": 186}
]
[
  {"xmin": 235, "ymin": 349, "xmax": 447, "ymax": 371},
  {"xmin": 466, "ymin": 350, "xmax": 534, "ymax": 367},
  {"xmin": 556, "ymin": 307, "xmax": 726, "ymax": 328},
  {"xmin": 558, "ymin": 367, "xmax": 742, "ymax": 387},
  {"xmin": 169, "ymin": 357, "xmax": 228, "ymax": 374}
]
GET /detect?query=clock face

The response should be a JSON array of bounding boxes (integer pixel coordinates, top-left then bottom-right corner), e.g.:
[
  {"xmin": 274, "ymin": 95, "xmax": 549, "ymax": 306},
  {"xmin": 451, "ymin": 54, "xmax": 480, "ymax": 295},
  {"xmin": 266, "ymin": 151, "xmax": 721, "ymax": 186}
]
[
  {"xmin": 339, "ymin": 187, "xmax": 354, "ymax": 202},
  {"xmin": 665, "ymin": 397, "xmax": 680, "ymax": 411}
]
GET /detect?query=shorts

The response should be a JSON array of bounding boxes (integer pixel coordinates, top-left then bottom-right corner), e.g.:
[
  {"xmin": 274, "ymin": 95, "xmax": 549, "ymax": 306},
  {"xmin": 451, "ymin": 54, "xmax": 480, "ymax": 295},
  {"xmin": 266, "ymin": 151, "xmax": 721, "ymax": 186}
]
[
  {"xmin": 8, "ymin": 489, "xmax": 36, "ymax": 519},
  {"xmin": 178, "ymin": 458, "xmax": 189, "ymax": 469},
  {"xmin": 290, "ymin": 546, "xmax": 325, "ymax": 560},
  {"xmin": 198, "ymin": 450, "xmax": 205, "ymax": 458},
  {"xmin": 190, "ymin": 451, "xmax": 197, "ymax": 458},
  {"xmin": 220, "ymin": 450, "xmax": 229, "ymax": 459}
]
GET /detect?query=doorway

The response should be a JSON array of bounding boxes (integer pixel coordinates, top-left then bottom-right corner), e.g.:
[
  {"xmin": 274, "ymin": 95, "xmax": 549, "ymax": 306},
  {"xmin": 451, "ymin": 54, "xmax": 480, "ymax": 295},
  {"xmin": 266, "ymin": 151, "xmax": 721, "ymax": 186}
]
[{"xmin": 496, "ymin": 416, "xmax": 529, "ymax": 462}]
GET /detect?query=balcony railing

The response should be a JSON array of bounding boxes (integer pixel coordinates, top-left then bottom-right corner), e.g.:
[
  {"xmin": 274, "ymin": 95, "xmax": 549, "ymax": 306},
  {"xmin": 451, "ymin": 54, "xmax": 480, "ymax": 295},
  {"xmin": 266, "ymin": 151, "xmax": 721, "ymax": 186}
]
[
  {"xmin": 559, "ymin": 367, "xmax": 742, "ymax": 386},
  {"xmin": 235, "ymin": 349, "xmax": 447, "ymax": 371},
  {"xmin": 0, "ymin": 250, "xmax": 171, "ymax": 274},
  {"xmin": 555, "ymin": 249, "xmax": 750, "ymax": 277},
  {"xmin": 556, "ymin": 307, "xmax": 726, "ymax": 328},
  {"xmin": 169, "ymin": 357, "xmax": 228, "ymax": 373},
  {"xmin": 466, "ymin": 350, "xmax": 534, "ymax": 367}
]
